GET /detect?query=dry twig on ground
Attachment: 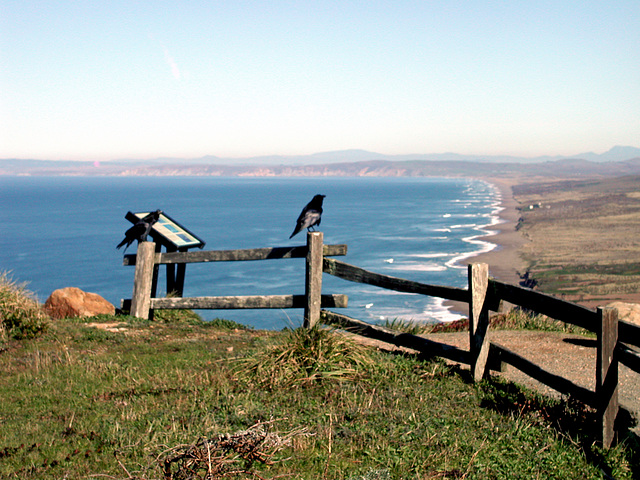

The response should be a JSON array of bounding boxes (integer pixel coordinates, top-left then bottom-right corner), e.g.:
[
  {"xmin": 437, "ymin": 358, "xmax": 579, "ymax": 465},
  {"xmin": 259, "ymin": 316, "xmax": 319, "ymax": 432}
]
[{"xmin": 159, "ymin": 420, "xmax": 309, "ymax": 480}]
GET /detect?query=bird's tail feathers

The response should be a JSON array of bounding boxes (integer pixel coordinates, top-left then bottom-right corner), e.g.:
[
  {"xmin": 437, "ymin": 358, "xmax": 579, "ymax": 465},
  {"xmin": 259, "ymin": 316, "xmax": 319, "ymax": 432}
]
[{"xmin": 116, "ymin": 239, "xmax": 132, "ymax": 252}]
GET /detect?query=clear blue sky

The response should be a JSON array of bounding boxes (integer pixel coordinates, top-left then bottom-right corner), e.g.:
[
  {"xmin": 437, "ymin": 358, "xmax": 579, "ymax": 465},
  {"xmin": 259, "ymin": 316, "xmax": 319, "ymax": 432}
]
[{"xmin": 1, "ymin": 1, "xmax": 638, "ymax": 161}]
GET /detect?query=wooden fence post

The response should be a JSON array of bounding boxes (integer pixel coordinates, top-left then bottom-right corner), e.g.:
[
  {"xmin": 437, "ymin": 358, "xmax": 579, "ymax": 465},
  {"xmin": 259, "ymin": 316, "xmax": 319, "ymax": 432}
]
[
  {"xmin": 304, "ymin": 232, "xmax": 324, "ymax": 329},
  {"xmin": 469, "ymin": 263, "xmax": 490, "ymax": 381},
  {"xmin": 130, "ymin": 242, "xmax": 156, "ymax": 320},
  {"xmin": 596, "ymin": 306, "xmax": 618, "ymax": 447}
]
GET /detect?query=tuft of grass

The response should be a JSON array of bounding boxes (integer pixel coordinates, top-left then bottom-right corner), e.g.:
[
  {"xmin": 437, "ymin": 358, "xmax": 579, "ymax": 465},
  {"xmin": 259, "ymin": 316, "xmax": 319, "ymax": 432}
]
[
  {"xmin": 0, "ymin": 271, "xmax": 49, "ymax": 340},
  {"xmin": 236, "ymin": 326, "xmax": 376, "ymax": 390},
  {"xmin": 152, "ymin": 307, "xmax": 204, "ymax": 324},
  {"xmin": 382, "ymin": 317, "xmax": 431, "ymax": 335}
]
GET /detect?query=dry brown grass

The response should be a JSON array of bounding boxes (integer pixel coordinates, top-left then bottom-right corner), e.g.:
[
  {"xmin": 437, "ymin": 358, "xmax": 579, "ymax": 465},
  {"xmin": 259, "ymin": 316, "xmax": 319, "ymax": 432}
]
[
  {"xmin": 0, "ymin": 271, "xmax": 49, "ymax": 340},
  {"xmin": 513, "ymin": 176, "xmax": 640, "ymax": 302}
]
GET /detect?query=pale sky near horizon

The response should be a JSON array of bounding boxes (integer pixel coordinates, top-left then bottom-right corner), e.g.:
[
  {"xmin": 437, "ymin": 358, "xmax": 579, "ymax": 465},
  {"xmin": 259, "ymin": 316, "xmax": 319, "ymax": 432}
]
[{"xmin": 1, "ymin": 1, "xmax": 639, "ymax": 161}]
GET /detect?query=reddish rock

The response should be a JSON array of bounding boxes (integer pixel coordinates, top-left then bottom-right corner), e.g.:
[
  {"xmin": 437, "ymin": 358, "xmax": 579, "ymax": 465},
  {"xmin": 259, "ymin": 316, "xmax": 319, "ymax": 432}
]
[{"xmin": 44, "ymin": 287, "xmax": 115, "ymax": 319}]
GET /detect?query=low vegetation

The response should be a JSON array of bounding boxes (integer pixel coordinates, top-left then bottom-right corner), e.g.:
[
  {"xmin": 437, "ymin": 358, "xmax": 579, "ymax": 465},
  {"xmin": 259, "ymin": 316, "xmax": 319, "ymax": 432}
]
[
  {"xmin": 384, "ymin": 308, "xmax": 590, "ymax": 336},
  {"xmin": 1, "ymin": 275, "xmax": 637, "ymax": 478},
  {"xmin": 513, "ymin": 176, "xmax": 640, "ymax": 303},
  {"xmin": 238, "ymin": 324, "xmax": 375, "ymax": 390},
  {"xmin": 0, "ymin": 271, "xmax": 49, "ymax": 341},
  {"xmin": 0, "ymin": 301, "xmax": 638, "ymax": 479}
]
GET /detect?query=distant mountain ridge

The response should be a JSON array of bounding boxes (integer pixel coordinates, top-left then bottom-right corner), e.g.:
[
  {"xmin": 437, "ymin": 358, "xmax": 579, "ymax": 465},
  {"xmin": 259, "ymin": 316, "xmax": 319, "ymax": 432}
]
[
  {"xmin": 106, "ymin": 145, "xmax": 640, "ymax": 165},
  {"xmin": 1, "ymin": 146, "xmax": 639, "ymax": 177}
]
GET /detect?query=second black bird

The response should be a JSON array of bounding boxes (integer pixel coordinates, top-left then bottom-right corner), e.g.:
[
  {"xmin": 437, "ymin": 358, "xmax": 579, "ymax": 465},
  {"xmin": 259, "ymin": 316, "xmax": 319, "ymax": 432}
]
[
  {"xmin": 116, "ymin": 209, "xmax": 162, "ymax": 253},
  {"xmin": 289, "ymin": 194, "xmax": 326, "ymax": 239}
]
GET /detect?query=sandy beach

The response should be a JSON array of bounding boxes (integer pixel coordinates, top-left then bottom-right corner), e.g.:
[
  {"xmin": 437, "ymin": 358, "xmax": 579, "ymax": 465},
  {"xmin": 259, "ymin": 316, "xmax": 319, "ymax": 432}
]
[
  {"xmin": 453, "ymin": 175, "xmax": 640, "ymax": 316},
  {"xmin": 443, "ymin": 177, "xmax": 527, "ymax": 318},
  {"xmin": 469, "ymin": 177, "xmax": 527, "ymax": 285}
]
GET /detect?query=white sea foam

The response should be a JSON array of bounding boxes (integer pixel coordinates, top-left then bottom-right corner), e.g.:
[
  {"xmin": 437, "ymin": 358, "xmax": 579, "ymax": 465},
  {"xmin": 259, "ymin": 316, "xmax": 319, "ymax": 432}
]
[
  {"xmin": 389, "ymin": 262, "xmax": 448, "ymax": 273},
  {"xmin": 445, "ymin": 184, "xmax": 504, "ymax": 270},
  {"xmin": 364, "ymin": 297, "xmax": 465, "ymax": 324},
  {"xmin": 363, "ymin": 289, "xmax": 418, "ymax": 297},
  {"xmin": 449, "ymin": 223, "xmax": 479, "ymax": 229},
  {"xmin": 362, "ymin": 180, "xmax": 503, "ymax": 325},
  {"xmin": 408, "ymin": 252, "xmax": 451, "ymax": 259},
  {"xmin": 425, "ymin": 297, "xmax": 466, "ymax": 322}
]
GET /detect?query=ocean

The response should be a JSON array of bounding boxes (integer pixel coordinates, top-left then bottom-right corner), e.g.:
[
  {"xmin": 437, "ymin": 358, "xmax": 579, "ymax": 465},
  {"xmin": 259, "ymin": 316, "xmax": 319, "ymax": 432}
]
[{"xmin": 0, "ymin": 175, "xmax": 501, "ymax": 329}]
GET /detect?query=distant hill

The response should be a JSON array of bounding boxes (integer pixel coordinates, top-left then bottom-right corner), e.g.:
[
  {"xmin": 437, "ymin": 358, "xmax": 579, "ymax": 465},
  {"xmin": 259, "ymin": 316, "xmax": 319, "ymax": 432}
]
[
  {"xmin": 102, "ymin": 145, "xmax": 640, "ymax": 165},
  {"xmin": 2, "ymin": 146, "xmax": 639, "ymax": 177}
]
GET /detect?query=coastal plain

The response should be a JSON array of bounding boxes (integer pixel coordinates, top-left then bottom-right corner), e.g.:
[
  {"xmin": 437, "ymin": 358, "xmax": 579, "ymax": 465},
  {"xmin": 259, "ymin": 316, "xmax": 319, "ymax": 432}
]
[{"xmin": 471, "ymin": 174, "xmax": 640, "ymax": 311}]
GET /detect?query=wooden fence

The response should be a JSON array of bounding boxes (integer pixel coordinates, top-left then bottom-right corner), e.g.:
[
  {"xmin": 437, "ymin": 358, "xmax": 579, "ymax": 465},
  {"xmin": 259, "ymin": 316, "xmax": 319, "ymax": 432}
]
[
  {"xmin": 321, "ymin": 257, "xmax": 640, "ymax": 448},
  {"xmin": 122, "ymin": 232, "xmax": 347, "ymax": 327},
  {"xmin": 123, "ymin": 232, "xmax": 640, "ymax": 447}
]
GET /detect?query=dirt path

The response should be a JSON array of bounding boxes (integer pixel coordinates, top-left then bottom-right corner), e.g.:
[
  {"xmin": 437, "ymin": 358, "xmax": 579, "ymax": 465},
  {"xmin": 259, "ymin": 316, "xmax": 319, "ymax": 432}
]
[{"xmin": 360, "ymin": 330, "xmax": 640, "ymax": 433}]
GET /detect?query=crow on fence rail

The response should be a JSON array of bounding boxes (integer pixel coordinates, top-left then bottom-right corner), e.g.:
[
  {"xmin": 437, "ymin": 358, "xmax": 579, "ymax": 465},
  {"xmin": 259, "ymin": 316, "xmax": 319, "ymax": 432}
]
[
  {"xmin": 289, "ymin": 194, "xmax": 326, "ymax": 238},
  {"xmin": 116, "ymin": 209, "xmax": 162, "ymax": 253}
]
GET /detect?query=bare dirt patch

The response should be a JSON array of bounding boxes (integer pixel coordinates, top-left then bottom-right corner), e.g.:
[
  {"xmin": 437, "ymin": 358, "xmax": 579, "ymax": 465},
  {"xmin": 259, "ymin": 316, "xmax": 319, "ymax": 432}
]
[
  {"xmin": 358, "ymin": 329, "xmax": 640, "ymax": 433},
  {"xmin": 85, "ymin": 322, "xmax": 129, "ymax": 333}
]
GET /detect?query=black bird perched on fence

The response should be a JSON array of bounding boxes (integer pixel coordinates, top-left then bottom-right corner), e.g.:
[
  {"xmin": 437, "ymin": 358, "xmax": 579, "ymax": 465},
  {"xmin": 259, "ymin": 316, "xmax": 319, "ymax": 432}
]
[
  {"xmin": 116, "ymin": 209, "xmax": 162, "ymax": 253},
  {"xmin": 289, "ymin": 194, "xmax": 326, "ymax": 239}
]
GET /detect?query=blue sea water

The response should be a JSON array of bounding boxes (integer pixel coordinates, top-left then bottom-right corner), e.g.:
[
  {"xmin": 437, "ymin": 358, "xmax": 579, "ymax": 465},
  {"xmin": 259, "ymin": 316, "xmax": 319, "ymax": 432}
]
[{"xmin": 0, "ymin": 176, "xmax": 501, "ymax": 329}]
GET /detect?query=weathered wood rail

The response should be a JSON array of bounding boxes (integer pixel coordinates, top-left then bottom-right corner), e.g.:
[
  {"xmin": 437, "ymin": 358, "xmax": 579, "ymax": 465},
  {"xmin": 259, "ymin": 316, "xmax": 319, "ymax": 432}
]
[
  {"xmin": 123, "ymin": 232, "xmax": 347, "ymax": 327},
  {"xmin": 320, "ymin": 252, "xmax": 640, "ymax": 448},
  {"xmin": 123, "ymin": 232, "xmax": 639, "ymax": 447}
]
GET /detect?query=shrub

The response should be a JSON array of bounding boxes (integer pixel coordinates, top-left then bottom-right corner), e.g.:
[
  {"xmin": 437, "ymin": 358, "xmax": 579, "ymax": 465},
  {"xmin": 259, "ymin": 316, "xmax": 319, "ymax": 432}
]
[
  {"xmin": 237, "ymin": 326, "xmax": 375, "ymax": 389},
  {"xmin": 382, "ymin": 317, "xmax": 431, "ymax": 334},
  {"xmin": 0, "ymin": 272, "xmax": 49, "ymax": 340}
]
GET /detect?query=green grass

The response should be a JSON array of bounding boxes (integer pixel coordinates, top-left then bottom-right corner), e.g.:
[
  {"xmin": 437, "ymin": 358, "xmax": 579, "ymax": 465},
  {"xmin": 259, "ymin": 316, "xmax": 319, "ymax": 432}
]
[
  {"xmin": 415, "ymin": 308, "xmax": 590, "ymax": 336},
  {"xmin": 0, "ymin": 315, "xmax": 638, "ymax": 479},
  {"xmin": 382, "ymin": 318, "xmax": 432, "ymax": 335}
]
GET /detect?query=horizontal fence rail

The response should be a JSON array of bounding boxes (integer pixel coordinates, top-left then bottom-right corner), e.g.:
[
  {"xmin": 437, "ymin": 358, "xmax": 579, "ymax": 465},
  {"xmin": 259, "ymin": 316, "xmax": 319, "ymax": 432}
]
[
  {"xmin": 122, "ymin": 294, "xmax": 348, "ymax": 311},
  {"xmin": 123, "ymin": 234, "xmax": 347, "ymax": 328},
  {"xmin": 488, "ymin": 280, "xmax": 599, "ymax": 332},
  {"xmin": 124, "ymin": 244, "xmax": 347, "ymax": 266},
  {"xmin": 618, "ymin": 320, "xmax": 640, "ymax": 348},
  {"xmin": 618, "ymin": 343, "xmax": 640, "ymax": 373},
  {"xmin": 322, "ymin": 310, "xmax": 470, "ymax": 365},
  {"xmin": 323, "ymin": 257, "xmax": 469, "ymax": 303},
  {"xmin": 318, "ymin": 260, "xmax": 632, "ymax": 448}
]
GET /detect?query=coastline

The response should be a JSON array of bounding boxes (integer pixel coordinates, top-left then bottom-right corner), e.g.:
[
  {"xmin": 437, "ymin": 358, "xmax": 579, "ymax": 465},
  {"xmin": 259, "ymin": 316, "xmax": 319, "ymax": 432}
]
[
  {"xmin": 444, "ymin": 176, "xmax": 527, "ymax": 319},
  {"xmin": 468, "ymin": 177, "xmax": 526, "ymax": 285}
]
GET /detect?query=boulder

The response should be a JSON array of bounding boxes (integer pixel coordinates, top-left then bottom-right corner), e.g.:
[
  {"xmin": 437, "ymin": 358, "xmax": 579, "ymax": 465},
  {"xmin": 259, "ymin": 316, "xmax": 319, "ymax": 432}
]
[
  {"xmin": 607, "ymin": 302, "xmax": 640, "ymax": 327},
  {"xmin": 44, "ymin": 287, "xmax": 115, "ymax": 319}
]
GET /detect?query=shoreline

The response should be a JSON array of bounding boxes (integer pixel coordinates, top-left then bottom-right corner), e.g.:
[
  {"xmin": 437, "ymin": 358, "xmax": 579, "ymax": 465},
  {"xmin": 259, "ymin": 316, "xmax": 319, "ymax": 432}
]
[
  {"xmin": 467, "ymin": 177, "xmax": 526, "ymax": 285},
  {"xmin": 444, "ymin": 176, "xmax": 527, "ymax": 319}
]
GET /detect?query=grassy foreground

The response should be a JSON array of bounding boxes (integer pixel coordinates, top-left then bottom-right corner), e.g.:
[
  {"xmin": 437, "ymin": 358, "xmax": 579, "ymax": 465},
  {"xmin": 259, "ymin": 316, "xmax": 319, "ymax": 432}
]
[{"xmin": 1, "ymin": 310, "xmax": 639, "ymax": 479}]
